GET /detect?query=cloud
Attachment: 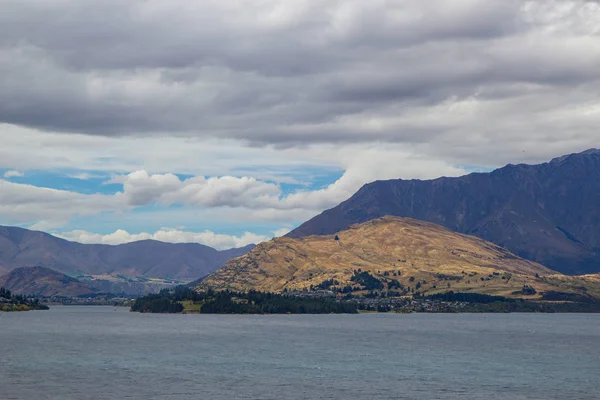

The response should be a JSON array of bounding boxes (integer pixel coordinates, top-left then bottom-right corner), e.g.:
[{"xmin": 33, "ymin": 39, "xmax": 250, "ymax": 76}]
[
  {"xmin": 273, "ymin": 227, "xmax": 291, "ymax": 237},
  {"xmin": 0, "ymin": 179, "xmax": 125, "ymax": 229},
  {"xmin": 122, "ymin": 171, "xmax": 282, "ymax": 208},
  {"xmin": 55, "ymin": 228, "xmax": 272, "ymax": 250},
  {"xmin": 3, "ymin": 170, "xmax": 23, "ymax": 178},
  {"xmin": 122, "ymin": 171, "xmax": 184, "ymax": 206},
  {"xmin": 68, "ymin": 172, "xmax": 103, "ymax": 180},
  {"xmin": 0, "ymin": 0, "xmax": 597, "ymax": 164},
  {"xmin": 0, "ymin": 123, "xmax": 342, "ymax": 180}
]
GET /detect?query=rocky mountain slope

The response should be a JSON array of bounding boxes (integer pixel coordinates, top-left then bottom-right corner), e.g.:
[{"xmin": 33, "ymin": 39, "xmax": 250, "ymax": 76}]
[
  {"xmin": 0, "ymin": 266, "xmax": 97, "ymax": 297},
  {"xmin": 198, "ymin": 217, "xmax": 600, "ymax": 299},
  {"xmin": 288, "ymin": 149, "xmax": 600, "ymax": 275},
  {"xmin": 0, "ymin": 225, "xmax": 254, "ymax": 280}
]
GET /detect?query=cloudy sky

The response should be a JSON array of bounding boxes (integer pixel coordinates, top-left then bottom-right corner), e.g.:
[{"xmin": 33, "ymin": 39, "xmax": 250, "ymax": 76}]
[{"xmin": 1, "ymin": 0, "xmax": 599, "ymax": 249}]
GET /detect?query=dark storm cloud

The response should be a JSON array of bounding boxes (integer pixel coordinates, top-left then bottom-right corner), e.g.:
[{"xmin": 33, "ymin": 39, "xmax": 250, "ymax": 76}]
[
  {"xmin": 0, "ymin": 1, "xmax": 519, "ymax": 72},
  {"xmin": 1, "ymin": 0, "xmax": 599, "ymax": 162}
]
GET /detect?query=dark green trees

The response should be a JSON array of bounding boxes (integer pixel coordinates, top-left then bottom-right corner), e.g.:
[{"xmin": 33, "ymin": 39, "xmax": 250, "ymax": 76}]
[
  {"xmin": 130, "ymin": 287, "xmax": 358, "ymax": 314},
  {"xmin": 131, "ymin": 294, "xmax": 184, "ymax": 313},
  {"xmin": 0, "ymin": 287, "xmax": 12, "ymax": 299},
  {"xmin": 350, "ymin": 271, "xmax": 384, "ymax": 290}
]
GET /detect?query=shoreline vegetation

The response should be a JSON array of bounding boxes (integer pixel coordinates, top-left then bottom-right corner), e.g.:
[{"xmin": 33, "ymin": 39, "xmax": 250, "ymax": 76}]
[
  {"xmin": 131, "ymin": 287, "xmax": 358, "ymax": 314},
  {"xmin": 130, "ymin": 286, "xmax": 600, "ymax": 314},
  {"xmin": 0, "ymin": 287, "xmax": 49, "ymax": 312}
]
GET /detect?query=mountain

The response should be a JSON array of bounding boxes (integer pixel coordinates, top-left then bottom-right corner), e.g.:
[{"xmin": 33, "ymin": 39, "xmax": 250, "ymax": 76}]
[
  {"xmin": 198, "ymin": 217, "xmax": 600, "ymax": 299},
  {"xmin": 0, "ymin": 266, "xmax": 97, "ymax": 297},
  {"xmin": 0, "ymin": 226, "xmax": 255, "ymax": 280},
  {"xmin": 288, "ymin": 149, "xmax": 600, "ymax": 275}
]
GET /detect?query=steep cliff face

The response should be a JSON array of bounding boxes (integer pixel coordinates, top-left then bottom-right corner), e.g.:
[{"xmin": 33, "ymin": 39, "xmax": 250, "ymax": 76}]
[{"xmin": 288, "ymin": 150, "xmax": 600, "ymax": 275}]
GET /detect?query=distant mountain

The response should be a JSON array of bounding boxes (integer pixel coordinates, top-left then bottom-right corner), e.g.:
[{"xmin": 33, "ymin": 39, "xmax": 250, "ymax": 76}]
[
  {"xmin": 0, "ymin": 266, "xmax": 97, "ymax": 297},
  {"xmin": 0, "ymin": 226, "xmax": 255, "ymax": 280},
  {"xmin": 199, "ymin": 217, "xmax": 600, "ymax": 299},
  {"xmin": 288, "ymin": 149, "xmax": 600, "ymax": 275}
]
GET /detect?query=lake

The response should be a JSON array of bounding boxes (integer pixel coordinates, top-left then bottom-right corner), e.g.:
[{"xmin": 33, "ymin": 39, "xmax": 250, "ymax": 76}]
[{"xmin": 1, "ymin": 306, "xmax": 599, "ymax": 399}]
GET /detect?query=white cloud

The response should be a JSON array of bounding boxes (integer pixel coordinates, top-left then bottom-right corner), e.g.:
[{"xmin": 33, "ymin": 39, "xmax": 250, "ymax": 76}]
[
  {"xmin": 122, "ymin": 171, "xmax": 281, "ymax": 208},
  {"xmin": 0, "ymin": 179, "xmax": 125, "ymax": 229},
  {"xmin": 68, "ymin": 172, "xmax": 103, "ymax": 180},
  {"xmin": 3, "ymin": 170, "xmax": 23, "ymax": 178},
  {"xmin": 273, "ymin": 227, "xmax": 291, "ymax": 237},
  {"xmin": 55, "ymin": 228, "xmax": 272, "ymax": 250},
  {"xmin": 103, "ymin": 174, "xmax": 129, "ymax": 185},
  {"xmin": 123, "ymin": 170, "xmax": 183, "ymax": 206}
]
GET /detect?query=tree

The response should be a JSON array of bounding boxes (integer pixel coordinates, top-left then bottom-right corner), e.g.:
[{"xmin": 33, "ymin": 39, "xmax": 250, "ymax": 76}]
[
  {"xmin": 519, "ymin": 285, "xmax": 537, "ymax": 295},
  {"xmin": 334, "ymin": 235, "xmax": 340, "ymax": 241},
  {"xmin": 0, "ymin": 287, "xmax": 12, "ymax": 299}
]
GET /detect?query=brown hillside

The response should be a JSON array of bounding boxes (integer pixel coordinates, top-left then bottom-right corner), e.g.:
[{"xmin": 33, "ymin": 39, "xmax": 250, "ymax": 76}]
[{"xmin": 198, "ymin": 217, "xmax": 600, "ymax": 299}]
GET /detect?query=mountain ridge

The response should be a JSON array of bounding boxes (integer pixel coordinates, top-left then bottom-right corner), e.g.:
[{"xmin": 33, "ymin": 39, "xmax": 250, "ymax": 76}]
[{"xmin": 0, "ymin": 225, "xmax": 255, "ymax": 280}]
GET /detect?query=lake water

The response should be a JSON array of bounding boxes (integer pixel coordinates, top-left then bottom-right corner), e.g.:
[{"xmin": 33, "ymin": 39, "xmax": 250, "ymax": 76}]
[{"xmin": 1, "ymin": 307, "xmax": 599, "ymax": 400}]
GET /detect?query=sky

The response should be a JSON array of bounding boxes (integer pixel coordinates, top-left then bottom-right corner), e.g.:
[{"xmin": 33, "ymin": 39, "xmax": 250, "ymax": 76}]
[{"xmin": 1, "ymin": 0, "xmax": 599, "ymax": 250}]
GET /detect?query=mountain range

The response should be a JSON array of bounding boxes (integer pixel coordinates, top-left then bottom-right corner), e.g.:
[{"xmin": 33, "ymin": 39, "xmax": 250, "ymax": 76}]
[
  {"xmin": 288, "ymin": 149, "xmax": 600, "ymax": 275},
  {"xmin": 0, "ymin": 226, "xmax": 254, "ymax": 280}
]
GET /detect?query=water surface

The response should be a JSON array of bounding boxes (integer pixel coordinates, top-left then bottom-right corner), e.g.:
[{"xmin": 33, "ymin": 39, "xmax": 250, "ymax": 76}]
[{"xmin": 1, "ymin": 306, "xmax": 599, "ymax": 399}]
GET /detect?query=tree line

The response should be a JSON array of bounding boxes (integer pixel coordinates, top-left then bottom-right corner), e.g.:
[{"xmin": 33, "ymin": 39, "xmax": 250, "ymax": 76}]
[
  {"xmin": 130, "ymin": 286, "xmax": 358, "ymax": 314},
  {"xmin": 0, "ymin": 287, "xmax": 49, "ymax": 311}
]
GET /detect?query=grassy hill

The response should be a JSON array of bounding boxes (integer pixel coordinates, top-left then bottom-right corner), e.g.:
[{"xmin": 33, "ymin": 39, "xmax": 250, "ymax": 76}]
[{"xmin": 198, "ymin": 217, "xmax": 600, "ymax": 300}]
